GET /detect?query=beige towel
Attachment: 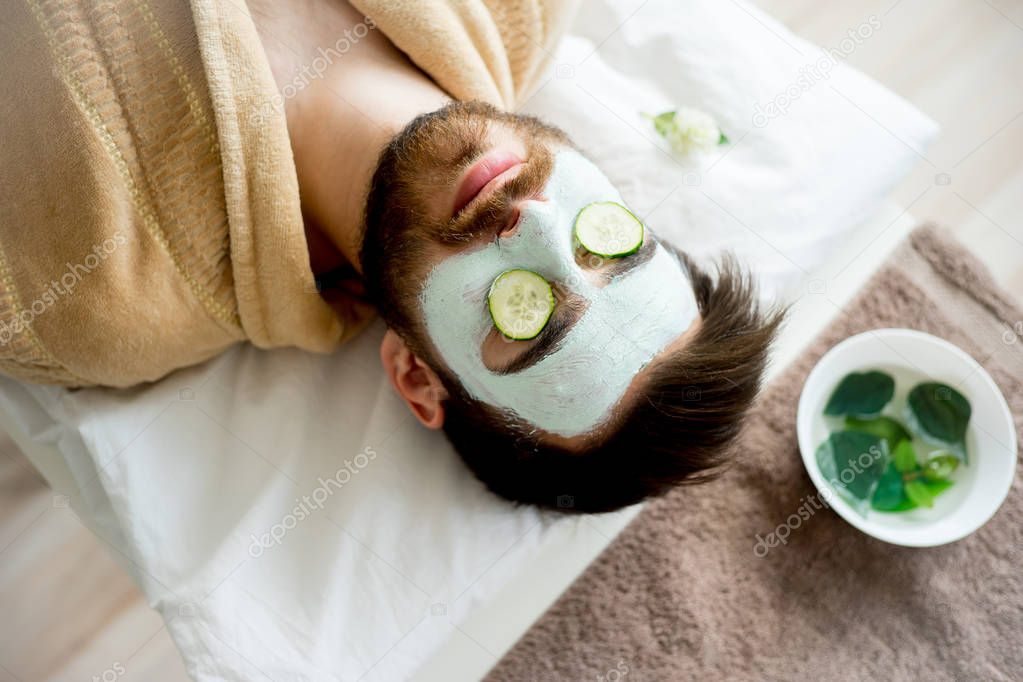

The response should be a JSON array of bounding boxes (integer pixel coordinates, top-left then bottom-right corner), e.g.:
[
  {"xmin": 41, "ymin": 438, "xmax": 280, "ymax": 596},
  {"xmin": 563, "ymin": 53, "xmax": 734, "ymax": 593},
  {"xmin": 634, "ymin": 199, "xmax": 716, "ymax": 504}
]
[
  {"xmin": 0, "ymin": 0, "xmax": 576, "ymax": 388},
  {"xmin": 350, "ymin": 0, "xmax": 579, "ymax": 108}
]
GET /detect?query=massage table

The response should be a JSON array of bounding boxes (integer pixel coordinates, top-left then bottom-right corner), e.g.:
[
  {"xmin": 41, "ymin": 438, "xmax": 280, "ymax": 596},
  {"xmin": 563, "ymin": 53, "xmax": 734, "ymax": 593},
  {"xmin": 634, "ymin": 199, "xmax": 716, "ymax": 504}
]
[{"xmin": 0, "ymin": 1, "xmax": 937, "ymax": 679}]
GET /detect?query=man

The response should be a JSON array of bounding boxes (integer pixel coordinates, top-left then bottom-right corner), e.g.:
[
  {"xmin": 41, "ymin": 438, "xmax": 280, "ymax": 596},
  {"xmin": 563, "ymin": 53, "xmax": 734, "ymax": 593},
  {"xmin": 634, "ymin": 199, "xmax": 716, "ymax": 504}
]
[
  {"xmin": 0, "ymin": 0, "xmax": 779, "ymax": 512},
  {"xmin": 360, "ymin": 102, "xmax": 781, "ymax": 512},
  {"xmin": 256, "ymin": 1, "xmax": 781, "ymax": 512}
]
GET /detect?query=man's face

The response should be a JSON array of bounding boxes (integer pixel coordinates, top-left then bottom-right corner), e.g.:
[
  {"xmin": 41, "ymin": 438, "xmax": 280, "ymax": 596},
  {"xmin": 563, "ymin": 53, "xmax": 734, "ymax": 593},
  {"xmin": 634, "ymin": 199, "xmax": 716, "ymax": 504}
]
[{"xmin": 361, "ymin": 103, "xmax": 698, "ymax": 438}]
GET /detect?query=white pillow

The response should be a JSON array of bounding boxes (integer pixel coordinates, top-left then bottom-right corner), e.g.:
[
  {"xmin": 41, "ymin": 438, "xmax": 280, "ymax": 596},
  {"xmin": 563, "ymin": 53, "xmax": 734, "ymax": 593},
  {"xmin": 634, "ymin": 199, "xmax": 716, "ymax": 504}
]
[{"xmin": 523, "ymin": 0, "xmax": 937, "ymax": 300}]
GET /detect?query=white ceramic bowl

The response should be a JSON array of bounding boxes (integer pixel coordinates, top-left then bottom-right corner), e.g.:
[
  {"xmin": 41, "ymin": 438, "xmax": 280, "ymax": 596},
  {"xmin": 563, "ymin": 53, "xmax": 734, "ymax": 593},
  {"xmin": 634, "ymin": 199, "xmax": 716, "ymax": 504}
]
[{"xmin": 797, "ymin": 328, "xmax": 1017, "ymax": 547}]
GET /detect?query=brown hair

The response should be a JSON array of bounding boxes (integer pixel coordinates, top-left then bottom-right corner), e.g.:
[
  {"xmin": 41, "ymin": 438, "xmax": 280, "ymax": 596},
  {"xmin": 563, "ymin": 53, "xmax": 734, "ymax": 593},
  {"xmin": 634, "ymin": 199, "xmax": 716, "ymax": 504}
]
[{"xmin": 437, "ymin": 251, "xmax": 782, "ymax": 513}]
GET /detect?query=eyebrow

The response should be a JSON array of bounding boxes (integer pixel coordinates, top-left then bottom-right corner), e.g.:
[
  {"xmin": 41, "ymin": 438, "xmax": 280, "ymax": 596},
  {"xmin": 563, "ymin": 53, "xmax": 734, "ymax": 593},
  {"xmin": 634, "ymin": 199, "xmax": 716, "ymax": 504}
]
[
  {"xmin": 493, "ymin": 299, "xmax": 581, "ymax": 374},
  {"xmin": 599, "ymin": 236, "xmax": 657, "ymax": 281}
]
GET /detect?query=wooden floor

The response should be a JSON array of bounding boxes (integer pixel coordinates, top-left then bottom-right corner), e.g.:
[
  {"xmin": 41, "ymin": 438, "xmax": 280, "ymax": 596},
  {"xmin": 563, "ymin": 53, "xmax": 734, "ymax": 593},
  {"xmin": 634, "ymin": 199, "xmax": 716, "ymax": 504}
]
[
  {"xmin": 759, "ymin": 0, "xmax": 1023, "ymax": 295},
  {"xmin": 2, "ymin": 1, "xmax": 1020, "ymax": 680}
]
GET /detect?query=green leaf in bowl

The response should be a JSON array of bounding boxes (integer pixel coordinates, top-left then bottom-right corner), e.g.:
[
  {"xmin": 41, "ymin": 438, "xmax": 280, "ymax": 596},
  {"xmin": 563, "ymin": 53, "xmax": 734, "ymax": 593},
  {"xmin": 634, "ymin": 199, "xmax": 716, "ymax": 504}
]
[
  {"xmin": 906, "ymin": 382, "xmax": 971, "ymax": 462},
  {"xmin": 891, "ymin": 439, "xmax": 919, "ymax": 473},
  {"xmin": 878, "ymin": 479, "xmax": 953, "ymax": 512},
  {"xmin": 871, "ymin": 461, "xmax": 908, "ymax": 511},
  {"xmin": 815, "ymin": 430, "xmax": 888, "ymax": 504},
  {"xmin": 823, "ymin": 371, "xmax": 895, "ymax": 417},
  {"xmin": 845, "ymin": 415, "xmax": 912, "ymax": 449},
  {"xmin": 904, "ymin": 479, "xmax": 935, "ymax": 509}
]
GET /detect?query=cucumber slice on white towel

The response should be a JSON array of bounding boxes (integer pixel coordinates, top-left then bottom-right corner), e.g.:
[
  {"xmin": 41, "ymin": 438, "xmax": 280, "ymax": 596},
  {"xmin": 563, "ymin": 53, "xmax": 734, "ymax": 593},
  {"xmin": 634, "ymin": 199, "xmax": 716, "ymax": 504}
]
[
  {"xmin": 573, "ymin": 201, "xmax": 644, "ymax": 258},
  {"xmin": 487, "ymin": 269, "xmax": 555, "ymax": 340}
]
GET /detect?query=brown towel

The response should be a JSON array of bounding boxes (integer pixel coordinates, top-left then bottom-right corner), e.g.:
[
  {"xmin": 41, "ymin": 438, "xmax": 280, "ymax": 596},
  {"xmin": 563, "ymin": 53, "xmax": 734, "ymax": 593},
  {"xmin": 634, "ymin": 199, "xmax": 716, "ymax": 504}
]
[
  {"xmin": 0, "ymin": 0, "xmax": 577, "ymax": 388},
  {"xmin": 487, "ymin": 226, "xmax": 1023, "ymax": 681}
]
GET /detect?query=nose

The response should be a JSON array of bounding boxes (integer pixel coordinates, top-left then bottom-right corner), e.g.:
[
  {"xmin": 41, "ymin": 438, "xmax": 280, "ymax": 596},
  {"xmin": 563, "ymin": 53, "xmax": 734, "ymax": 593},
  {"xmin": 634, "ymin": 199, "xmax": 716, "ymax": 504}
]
[{"xmin": 500, "ymin": 199, "xmax": 585, "ymax": 292}]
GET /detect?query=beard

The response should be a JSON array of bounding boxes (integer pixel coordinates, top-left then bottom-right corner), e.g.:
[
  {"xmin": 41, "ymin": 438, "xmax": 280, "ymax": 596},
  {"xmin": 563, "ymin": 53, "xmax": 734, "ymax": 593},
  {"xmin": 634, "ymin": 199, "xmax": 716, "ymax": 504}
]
[{"xmin": 359, "ymin": 101, "xmax": 568, "ymax": 354}]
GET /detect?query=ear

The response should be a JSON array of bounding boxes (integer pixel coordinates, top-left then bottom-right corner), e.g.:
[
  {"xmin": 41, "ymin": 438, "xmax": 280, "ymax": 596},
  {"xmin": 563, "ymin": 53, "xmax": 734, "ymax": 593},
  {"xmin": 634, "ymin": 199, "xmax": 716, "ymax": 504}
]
[{"xmin": 380, "ymin": 328, "xmax": 448, "ymax": 429}]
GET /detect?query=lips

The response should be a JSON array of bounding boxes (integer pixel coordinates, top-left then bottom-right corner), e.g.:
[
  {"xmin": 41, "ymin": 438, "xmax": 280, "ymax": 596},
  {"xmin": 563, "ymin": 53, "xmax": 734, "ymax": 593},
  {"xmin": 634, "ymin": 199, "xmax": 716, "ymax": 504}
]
[{"xmin": 452, "ymin": 149, "xmax": 524, "ymax": 216}]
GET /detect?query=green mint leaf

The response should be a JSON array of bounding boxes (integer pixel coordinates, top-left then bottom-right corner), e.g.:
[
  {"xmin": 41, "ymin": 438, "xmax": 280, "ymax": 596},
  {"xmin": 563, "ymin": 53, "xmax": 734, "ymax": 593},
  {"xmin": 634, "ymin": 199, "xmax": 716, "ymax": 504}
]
[
  {"xmin": 906, "ymin": 382, "xmax": 971, "ymax": 463},
  {"xmin": 823, "ymin": 370, "xmax": 895, "ymax": 417},
  {"xmin": 816, "ymin": 431, "xmax": 888, "ymax": 504},
  {"xmin": 844, "ymin": 415, "xmax": 912, "ymax": 449},
  {"xmin": 877, "ymin": 479, "xmax": 953, "ymax": 512},
  {"xmin": 904, "ymin": 479, "xmax": 935, "ymax": 508},
  {"xmin": 871, "ymin": 461, "xmax": 908, "ymax": 511},
  {"xmin": 892, "ymin": 439, "xmax": 918, "ymax": 473}
]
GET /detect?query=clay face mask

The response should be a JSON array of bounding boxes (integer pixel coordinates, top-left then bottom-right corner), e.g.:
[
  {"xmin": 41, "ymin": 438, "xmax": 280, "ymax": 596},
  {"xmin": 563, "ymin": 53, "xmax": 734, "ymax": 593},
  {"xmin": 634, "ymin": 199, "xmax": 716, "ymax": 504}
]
[{"xmin": 420, "ymin": 149, "xmax": 698, "ymax": 437}]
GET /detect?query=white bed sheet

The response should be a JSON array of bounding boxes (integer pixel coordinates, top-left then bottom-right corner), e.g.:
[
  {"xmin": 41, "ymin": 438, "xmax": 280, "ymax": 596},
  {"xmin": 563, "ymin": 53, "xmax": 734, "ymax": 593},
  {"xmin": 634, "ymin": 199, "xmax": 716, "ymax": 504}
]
[{"xmin": 0, "ymin": 1, "xmax": 937, "ymax": 680}]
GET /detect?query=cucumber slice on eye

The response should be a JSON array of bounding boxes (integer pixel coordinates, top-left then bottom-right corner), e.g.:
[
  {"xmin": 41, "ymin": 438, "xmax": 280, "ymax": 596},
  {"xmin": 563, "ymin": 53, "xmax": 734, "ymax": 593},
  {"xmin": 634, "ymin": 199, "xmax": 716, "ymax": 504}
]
[
  {"xmin": 573, "ymin": 201, "xmax": 644, "ymax": 258},
  {"xmin": 487, "ymin": 269, "xmax": 555, "ymax": 340}
]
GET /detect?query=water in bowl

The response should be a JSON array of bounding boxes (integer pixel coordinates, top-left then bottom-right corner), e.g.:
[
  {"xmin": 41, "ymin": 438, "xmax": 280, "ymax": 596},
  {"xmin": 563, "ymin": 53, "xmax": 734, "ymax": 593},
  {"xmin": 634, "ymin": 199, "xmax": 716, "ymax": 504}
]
[{"xmin": 822, "ymin": 364, "xmax": 975, "ymax": 525}]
